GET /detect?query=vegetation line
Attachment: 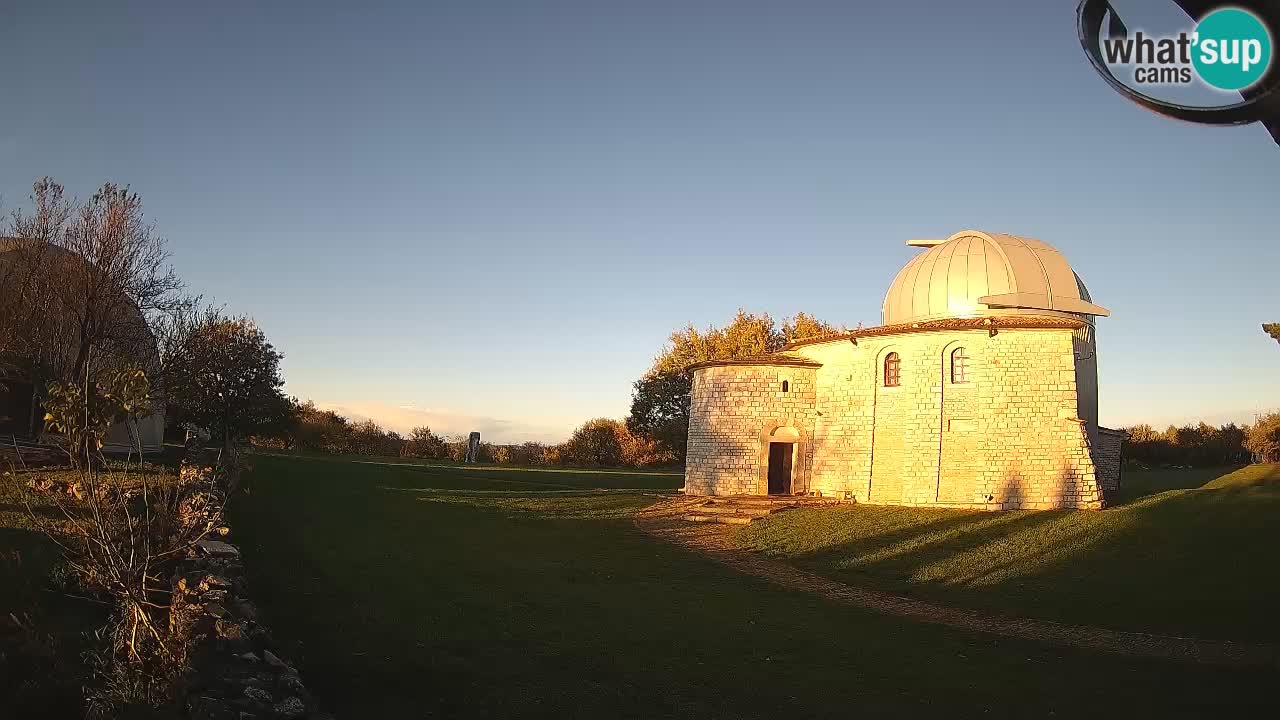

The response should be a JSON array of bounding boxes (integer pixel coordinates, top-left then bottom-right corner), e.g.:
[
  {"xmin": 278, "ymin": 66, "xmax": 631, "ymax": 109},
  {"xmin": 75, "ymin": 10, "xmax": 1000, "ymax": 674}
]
[
  {"xmin": 353, "ymin": 460, "xmax": 684, "ymax": 477},
  {"xmin": 380, "ymin": 486, "xmax": 679, "ymax": 496}
]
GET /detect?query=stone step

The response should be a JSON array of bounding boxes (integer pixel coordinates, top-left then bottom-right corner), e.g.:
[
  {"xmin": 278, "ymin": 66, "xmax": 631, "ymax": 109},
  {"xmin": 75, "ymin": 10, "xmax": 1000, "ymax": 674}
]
[
  {"xmin": 704, "ymin": 497, "xmax": 802, "ymax": 508},
  {"xmin": 681, "ymin": 513, "xmax": 756, "ymax": 525},
  {"xmin": 690, "ymin": 504, "xmax": 774, "ymax": 517}
]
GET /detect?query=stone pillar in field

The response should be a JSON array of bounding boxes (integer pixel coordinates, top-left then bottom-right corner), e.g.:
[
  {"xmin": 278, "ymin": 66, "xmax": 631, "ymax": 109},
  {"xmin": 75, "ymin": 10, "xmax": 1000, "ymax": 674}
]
[{"xmin": 465, "ymin": 432, "xmax": 481, "ymax": 463}]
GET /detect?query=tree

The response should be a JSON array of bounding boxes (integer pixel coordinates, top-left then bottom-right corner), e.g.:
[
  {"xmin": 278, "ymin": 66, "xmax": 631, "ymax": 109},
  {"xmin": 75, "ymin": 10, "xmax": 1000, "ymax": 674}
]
[
  {"xmin": 3, "ymin": 178, "xmax": 182, "ymax": 389},
  {"xmin": 627, "ymin": 310, "xmax": 841, "ymax": 462},
  {"xmin": 1264, "ymin": 323, "xmax": 1280, "ymax": 344},
  {"xmin": 350, "ymin": 419, "xmax": 398, "ymax": 456},
  {"xmin": 162, "ymin": 315, "xmax": 290, "ymax": 449},
  {"xmin": 490, "ymin": 445, "xmax": 512, "ymax": 464},
  {"xmin": 1218, "ymin": 423, "xmax": 1248, "ymax": 463},
  {"xmin": 627, "ymin": 370, "xmax": 692, "ymax": 460},
  {"xmin": 509, "ymin": 441, "xmax": 551, "ymax": 466},
  {"xmin": 782, "ymin": 312, "xmax": 843, "ymax": 344},
  {"xmin": 1123, "ymin": 420, "xmax": 1251, "ymax": 467},
  {"xmin": 280, "ymin": 399, "xmax": 353, "ymax": 452},
  {"xmin": 560, "ymin": 417, "xmax": 668, "ymax": 467},
  {"xmin": 560, "ymin": 418, "xmax": 627, "ymax": 467},
  {"xmin": 1245, "ymin": 412, "xmax": 1280, "ymax": 463},
  {"xmin": 405, "ymin": 425, "xmax": 447, "ymax": 459}
]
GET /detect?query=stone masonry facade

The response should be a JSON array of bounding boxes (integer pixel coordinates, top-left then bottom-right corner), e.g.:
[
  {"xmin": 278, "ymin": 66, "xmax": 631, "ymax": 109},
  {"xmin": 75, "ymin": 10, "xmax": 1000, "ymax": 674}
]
[
  {"xmin": 686, "ymin": 364, "xmax": 819, "ymax": 496},
  {"xmin": 684, "ymin": 325, "xmax": 1123, "ymax": 510}
]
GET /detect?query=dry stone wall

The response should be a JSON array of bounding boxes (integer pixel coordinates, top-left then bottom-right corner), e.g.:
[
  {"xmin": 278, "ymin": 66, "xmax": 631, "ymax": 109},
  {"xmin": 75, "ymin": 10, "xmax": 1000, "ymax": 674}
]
[
  {"xmin": 172, "ymin": 446, "xmax": 332, "ymax": 720},
  {"xmin": 685, "ymin": 325, "xmax": 1120, "ymax": 510}
]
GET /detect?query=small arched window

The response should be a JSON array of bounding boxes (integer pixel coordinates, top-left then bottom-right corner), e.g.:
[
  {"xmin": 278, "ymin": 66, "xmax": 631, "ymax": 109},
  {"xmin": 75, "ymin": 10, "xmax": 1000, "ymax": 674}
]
[
  {"xmin": 951, "ymin": 347, "xmax": 969, "ymax": 384},
  {"xmin": 781, "ymin": 380, "xmax": 789, "ymax": 393},
  {"xmin": 883, "ymin": 352, "xmax": 900, "ymax": 387}
]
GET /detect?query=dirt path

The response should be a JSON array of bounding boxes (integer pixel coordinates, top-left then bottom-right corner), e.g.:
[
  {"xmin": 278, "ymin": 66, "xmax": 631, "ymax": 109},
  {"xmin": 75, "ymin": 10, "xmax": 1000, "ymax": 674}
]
[{"xmin": 635, "ymin": 503, "xmax": 1277, "ymax": 668}]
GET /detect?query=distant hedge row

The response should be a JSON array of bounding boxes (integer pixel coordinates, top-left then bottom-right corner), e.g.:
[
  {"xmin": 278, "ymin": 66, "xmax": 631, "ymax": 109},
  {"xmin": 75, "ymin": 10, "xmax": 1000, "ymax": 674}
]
[
  {"xmin": 251, "ymin": 401, "xmax": 676, "ymax": 468},
  {"xmin": 1122, "ymin": 413, "xmax": 1280, "ymax": 467}
]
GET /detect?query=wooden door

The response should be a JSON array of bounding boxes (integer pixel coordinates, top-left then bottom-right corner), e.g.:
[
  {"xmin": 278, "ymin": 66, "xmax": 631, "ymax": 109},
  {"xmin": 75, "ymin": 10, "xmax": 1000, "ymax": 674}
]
[{"xmin": 767, "ymin": 442, "xmax": 793, "ymax": 495}]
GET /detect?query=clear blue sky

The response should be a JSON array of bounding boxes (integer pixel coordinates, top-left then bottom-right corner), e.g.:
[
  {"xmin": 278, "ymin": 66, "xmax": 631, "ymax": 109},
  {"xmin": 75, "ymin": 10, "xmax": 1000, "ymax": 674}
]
[{"xmin": 2, "ymin": 0, "xmax": 1277, "ymax": 442}]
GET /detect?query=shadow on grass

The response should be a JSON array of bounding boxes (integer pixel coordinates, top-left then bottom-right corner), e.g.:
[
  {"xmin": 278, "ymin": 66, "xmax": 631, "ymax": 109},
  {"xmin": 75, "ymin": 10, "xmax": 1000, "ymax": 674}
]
[
  {"xmin": 1112, "ymin": 464, "xmax": 1247, "ymax": 505},
  {"xmin": 737, "ymin": 465, "xmax": 1280, "ymax": 641},
  {"xmin": 0, "ymin": 502, "xmax": 68, "ymax": 520},
  {"xmin": 0, "ymin": 527, "xmax": 98, "ymax": 720},
  {"xmin": 231, "ymin": 455, "xmax": 1279, "ymax": 719},
  {"xmin": 410, "ymin": 491, "xmax": 659, "ymax": 520}
]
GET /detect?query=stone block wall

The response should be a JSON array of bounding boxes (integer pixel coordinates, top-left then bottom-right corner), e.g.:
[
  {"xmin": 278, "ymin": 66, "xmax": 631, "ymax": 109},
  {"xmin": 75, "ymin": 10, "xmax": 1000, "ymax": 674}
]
[
  {"xmin": 1095, "ymin": 427, "xmax": 1126, "ymax": 496},
  {"xmin": 790, "ymin": 327, "xmax": 1106, "ymax": 509},
  {"xmin": 684, "ymin": 365, "xmax": 817, "ymax": 495},
  {"xmin": 685, "ymin": 324, "xmax": 1114, "ymax": 510}
]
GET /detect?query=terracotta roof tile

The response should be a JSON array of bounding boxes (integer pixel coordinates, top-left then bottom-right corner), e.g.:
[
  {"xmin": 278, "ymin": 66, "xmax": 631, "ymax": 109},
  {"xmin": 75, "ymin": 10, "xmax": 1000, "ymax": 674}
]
[{"xmin": 783, "ymin": 315, "xmax": 1085, "ymax": 350}]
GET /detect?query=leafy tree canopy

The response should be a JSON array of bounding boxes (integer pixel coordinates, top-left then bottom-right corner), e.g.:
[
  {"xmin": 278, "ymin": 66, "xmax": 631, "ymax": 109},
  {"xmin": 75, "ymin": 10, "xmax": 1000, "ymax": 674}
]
[
  {"xmin": 1245, "ymin": 412, "xmax": 1280, "ymax": 462},
  {"xmin": 163, "ymin": 314, "xmax": 290, "ymax": 446},
  {"xmin": 560, "ymin": 417, "xmax": 667, "ymax": 467},
  {"xmin": 628, "ymin": 310, "xmax": 843, "ymax": 462}
]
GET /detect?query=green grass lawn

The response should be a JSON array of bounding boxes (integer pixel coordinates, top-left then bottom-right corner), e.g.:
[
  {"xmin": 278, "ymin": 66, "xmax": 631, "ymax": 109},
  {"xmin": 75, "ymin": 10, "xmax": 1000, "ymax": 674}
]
[
  {"xmin": 256, "ymin": 450, "xmax": 684, "ymax": 491},
  {"xmin": 231, "ymin": 454, "xmax": 1276, "ymax": 718},
  {"xmin": 1, "ymin": 468, "xmax": 119, "ymax": 718},
  {"xmin": 733, "ymin": 465, "xmax": 1280, "ymax": 642}
]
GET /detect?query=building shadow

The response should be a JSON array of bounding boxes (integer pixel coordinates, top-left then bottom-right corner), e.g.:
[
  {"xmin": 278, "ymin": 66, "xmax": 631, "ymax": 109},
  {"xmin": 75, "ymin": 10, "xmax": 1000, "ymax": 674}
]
[
  {"xmin": 1111, "ymin": 464, "xmax": 1248, "ymax": 506},
  {"xmin": 0, "ymin": 503, "xmax": 64, "ymax": 520},
  {"xmin": 755, "ymin": 464, "xmax": 1280, "ymax": 640}
]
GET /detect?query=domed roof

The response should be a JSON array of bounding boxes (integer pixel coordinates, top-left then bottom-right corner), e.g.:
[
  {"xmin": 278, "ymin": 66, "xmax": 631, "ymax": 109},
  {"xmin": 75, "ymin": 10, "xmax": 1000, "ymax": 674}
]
[{"xmin": 881, "ymin": 230, "xmax": 1109, "ymax": 326}]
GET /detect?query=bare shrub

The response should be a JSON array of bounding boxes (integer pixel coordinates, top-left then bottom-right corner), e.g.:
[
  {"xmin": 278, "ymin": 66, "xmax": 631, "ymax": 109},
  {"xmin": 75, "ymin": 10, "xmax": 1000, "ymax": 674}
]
[{"xmin": 21, "ymin": 370, "xmax": 224, "ymax": 715}]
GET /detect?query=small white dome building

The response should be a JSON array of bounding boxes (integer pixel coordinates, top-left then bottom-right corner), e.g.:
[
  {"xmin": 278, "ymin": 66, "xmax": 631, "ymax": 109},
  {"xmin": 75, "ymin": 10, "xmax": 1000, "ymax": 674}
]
[{"xmin": 683, "ymin": 231, "xmax": 1123, "ymax": 510}]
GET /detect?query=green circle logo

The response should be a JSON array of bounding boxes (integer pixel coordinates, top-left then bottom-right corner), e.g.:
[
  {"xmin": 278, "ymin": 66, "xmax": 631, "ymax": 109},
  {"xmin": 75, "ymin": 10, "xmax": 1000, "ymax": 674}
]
[{"xmin": 1191, "ymin": 8, "xmax": 1273, "ymax": 90}]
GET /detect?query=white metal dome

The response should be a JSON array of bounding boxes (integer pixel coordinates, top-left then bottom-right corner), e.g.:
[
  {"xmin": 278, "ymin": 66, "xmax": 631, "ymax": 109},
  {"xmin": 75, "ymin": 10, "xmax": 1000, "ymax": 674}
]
[{"xmin": 881, "ymin": 230, "xmax": 1109, "ymax": 326}]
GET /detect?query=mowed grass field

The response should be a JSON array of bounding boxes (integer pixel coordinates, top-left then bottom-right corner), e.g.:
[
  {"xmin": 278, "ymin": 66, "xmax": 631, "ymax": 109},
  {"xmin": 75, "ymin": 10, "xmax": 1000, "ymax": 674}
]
[
  {"xmin": 733, "ymin": 464, "xmax": 1280, "ymax": 642},
  {"xmin": 232, "ymin": 454, "xmax": 1276, "ymax": 719}
]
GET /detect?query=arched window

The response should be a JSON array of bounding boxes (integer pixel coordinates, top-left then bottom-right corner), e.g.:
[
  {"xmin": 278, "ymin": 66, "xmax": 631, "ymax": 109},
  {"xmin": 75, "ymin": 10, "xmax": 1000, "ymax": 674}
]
[
  {"xmin": 883, "ymin": 352, "xmax": 900, "ymax": 387},
  {"xmin": 951, "ymin": 347, "xmax": 969, "ymax": 384},
  {"xmin": 781, "ymin": 380, "xmax": 789, "ymax": 393}
]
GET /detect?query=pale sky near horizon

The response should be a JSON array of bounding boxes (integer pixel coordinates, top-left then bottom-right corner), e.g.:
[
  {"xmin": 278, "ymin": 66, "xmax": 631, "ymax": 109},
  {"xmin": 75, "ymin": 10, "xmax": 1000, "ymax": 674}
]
[{"xmin": 2, "ymin": 0, "xmax": 1277, "ymax": 443}]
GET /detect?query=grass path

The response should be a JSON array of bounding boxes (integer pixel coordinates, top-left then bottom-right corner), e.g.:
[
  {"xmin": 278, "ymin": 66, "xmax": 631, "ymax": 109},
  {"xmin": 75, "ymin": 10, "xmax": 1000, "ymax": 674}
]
[{"xmin": 637, "ymin": 504, "xmax": 1276, "ymax": 667}]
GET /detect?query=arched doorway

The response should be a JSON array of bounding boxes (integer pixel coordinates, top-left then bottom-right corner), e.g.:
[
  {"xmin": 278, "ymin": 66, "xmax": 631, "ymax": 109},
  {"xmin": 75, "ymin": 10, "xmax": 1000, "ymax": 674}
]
[{"xmin": 759, "ymin": 424, "xmax": 801, "ymax": 496}]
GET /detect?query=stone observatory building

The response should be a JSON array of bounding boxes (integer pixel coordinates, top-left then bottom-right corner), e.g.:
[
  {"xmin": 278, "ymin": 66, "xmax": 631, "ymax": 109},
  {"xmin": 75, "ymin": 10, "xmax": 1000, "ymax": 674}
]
[{"xmin": 684, "ymin": 230, "xmax": 1125, "ymax": 510}]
